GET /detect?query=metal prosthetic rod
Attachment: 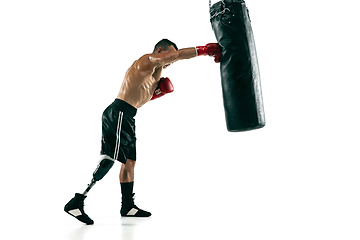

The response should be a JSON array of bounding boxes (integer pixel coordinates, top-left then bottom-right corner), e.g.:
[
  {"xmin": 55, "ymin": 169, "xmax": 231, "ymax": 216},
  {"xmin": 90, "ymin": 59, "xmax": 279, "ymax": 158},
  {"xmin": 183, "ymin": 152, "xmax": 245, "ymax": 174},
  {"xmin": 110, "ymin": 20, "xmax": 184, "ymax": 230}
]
[
  {"xmin": 83, "ymin": 179, "xmax": 96, "ymax": 196},
  {"xmin": 83, "ymin": 157, "xmax": 115, "ymax": 196}
]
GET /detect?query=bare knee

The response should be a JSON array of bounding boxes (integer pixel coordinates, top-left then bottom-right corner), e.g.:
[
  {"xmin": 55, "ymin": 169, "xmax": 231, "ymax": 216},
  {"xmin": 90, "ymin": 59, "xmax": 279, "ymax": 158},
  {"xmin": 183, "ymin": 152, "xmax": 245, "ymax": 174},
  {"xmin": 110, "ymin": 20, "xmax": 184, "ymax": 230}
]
[
  {"xmin": 126, "ymin": 159, "xmax": 136, "ymax": 168},
  {"xmin": 123, "ymin": 159, "xmax": 135, "ymax": 171},
  {"xmin": 120, "ymin": 159, "xmax": 136, "ymax": 178}
]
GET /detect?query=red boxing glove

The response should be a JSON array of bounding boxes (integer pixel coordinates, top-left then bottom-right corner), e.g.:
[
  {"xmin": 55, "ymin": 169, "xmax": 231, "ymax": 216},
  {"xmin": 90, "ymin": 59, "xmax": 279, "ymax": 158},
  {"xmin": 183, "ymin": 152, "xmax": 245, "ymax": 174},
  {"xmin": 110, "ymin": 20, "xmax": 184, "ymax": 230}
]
[
  {"xmin": 196, "ymin": 43, "xmax": 222, "ymax": 63},
  {"xmin": 151, "ymin": 77, "xmax": 174, "ymax": 100}
]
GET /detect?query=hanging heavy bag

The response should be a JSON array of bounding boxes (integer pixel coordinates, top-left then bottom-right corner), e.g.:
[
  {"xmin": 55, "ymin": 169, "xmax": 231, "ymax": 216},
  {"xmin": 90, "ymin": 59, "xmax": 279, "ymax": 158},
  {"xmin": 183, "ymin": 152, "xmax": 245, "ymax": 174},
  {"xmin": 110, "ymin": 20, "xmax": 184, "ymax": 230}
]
[{"xmin": 210, "ymin": 0, "xmax": 265, "ymax": 132}]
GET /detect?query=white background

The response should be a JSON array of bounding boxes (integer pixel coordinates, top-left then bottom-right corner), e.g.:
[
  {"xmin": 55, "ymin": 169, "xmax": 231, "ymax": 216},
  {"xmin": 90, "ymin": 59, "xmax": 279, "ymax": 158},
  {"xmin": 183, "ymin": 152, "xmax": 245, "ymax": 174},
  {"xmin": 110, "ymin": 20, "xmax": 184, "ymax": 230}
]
[{"xmin": 1, "ymin": 0, "xmax": 359, "ymax": 239}]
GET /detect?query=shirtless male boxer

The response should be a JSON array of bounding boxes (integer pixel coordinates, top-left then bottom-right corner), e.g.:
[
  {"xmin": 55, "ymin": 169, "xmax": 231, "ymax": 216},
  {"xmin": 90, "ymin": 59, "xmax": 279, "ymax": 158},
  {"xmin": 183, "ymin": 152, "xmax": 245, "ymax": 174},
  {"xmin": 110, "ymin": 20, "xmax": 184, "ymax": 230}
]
[{"xmin": 64, "ymin": 39, "xmax": 221, "ymax": 224}]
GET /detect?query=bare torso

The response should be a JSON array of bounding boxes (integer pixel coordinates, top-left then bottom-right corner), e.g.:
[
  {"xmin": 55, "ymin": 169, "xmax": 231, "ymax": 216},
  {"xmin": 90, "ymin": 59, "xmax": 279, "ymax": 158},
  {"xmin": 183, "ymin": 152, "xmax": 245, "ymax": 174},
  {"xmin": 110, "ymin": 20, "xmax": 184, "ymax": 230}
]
[
  {"xmin": 116, "ymin": 46, "xmax": 197, "ymax": 108},
  {"xmin": 117, "ymin": 55, "xmax": 163, "ymax": 109}
]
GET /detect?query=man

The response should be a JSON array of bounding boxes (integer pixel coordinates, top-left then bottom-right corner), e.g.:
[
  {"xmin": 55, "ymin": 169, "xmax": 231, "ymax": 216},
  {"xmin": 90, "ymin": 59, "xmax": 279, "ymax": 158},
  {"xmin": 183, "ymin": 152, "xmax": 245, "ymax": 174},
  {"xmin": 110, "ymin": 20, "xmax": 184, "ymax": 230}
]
[{"xmin": 64, "ymin": 39, "xmax": 221, "ymax": 224}]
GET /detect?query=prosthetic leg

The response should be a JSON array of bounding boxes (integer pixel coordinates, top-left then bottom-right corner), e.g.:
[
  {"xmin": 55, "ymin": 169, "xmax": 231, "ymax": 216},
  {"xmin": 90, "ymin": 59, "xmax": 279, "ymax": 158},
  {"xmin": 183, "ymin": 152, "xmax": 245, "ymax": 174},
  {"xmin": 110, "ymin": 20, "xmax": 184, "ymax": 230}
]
[
  {"xmin": 83, "ymin": 157, "xmax": 115, "ymax": 196},
  {"xmin": 64, "ymin": 157, "xmax": 115, "ymax": 224}
]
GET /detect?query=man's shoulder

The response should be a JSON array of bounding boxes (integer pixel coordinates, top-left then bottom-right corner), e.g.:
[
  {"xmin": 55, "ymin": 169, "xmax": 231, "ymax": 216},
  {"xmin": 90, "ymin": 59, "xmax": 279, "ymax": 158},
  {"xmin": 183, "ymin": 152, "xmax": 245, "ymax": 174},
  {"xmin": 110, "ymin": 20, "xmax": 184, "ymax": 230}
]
[{"xmin": 136, "ymin": 54, "xmax": 155, "ymax": 72}]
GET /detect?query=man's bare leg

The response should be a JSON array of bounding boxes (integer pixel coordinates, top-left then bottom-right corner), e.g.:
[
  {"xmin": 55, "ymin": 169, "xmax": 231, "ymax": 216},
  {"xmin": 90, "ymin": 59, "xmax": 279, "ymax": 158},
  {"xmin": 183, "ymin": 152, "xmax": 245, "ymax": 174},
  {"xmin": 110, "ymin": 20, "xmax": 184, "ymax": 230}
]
[
  {"xmin": 120, "ymin": 159, "xmax": 135, "ymax": 183},
  {"xmin": 119, "ymin": 159, "xmax": 151, "ymax": 217}
]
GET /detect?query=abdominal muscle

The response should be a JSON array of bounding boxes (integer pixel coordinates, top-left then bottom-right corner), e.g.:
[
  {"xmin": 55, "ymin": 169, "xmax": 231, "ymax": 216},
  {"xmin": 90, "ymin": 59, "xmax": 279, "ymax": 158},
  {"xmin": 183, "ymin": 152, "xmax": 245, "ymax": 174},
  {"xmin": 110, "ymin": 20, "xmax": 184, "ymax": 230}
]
[{"xmin": 117, "ymin": 80, "xmax": 155, "ymax": 109}]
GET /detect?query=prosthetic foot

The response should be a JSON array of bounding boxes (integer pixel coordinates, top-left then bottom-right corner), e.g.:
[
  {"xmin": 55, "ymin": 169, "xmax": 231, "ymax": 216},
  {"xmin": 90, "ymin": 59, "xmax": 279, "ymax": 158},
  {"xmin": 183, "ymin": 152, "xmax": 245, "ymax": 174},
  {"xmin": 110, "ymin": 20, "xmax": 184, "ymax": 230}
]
[
  {"xmin": 64, "ymin": 193, "xmax": 94, "ymax": 225},
  {"xmin": 64, "ymin": 157, "xmax": 115, "ymax": 224},
  {"xmin": 120, "ymin": 193, "xmax": 151, "ymax": 217}
]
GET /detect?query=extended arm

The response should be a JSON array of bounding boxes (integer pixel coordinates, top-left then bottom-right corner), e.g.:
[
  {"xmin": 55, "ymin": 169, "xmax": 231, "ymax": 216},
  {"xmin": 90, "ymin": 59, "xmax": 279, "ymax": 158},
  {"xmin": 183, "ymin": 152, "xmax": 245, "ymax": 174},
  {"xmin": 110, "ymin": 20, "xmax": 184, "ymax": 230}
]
[
  {"xmin": 138, "ymin": 43, "xmax": 221, "ymax": 72},
  {"xmin": 149, "ymin": 47, "xmax": 197, "ymax": 68},
  {"xmin": 149, "ymin": 43, "xmax": 221, "ymax": 67}
]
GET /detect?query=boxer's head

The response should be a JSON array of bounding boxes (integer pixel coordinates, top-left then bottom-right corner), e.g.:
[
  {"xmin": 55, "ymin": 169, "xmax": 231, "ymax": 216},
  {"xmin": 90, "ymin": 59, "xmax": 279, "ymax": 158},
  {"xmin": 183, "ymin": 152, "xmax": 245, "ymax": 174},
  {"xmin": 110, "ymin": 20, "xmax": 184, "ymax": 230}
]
[
  {"xmin": 153, "ymin": 39, "xmax": 178, "ymax": 69},
  {"xmin": 153, "ymin": 39, "xmax": 178, "ymax": 54}
]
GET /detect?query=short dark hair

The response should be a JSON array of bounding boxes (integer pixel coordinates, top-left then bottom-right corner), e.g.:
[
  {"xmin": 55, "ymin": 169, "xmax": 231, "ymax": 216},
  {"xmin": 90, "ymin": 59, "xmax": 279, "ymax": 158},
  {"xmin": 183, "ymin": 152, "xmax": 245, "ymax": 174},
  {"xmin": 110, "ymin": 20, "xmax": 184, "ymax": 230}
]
[{"xmin": 153, "ymin": 39, "xmax": 178, "ymax": 52}]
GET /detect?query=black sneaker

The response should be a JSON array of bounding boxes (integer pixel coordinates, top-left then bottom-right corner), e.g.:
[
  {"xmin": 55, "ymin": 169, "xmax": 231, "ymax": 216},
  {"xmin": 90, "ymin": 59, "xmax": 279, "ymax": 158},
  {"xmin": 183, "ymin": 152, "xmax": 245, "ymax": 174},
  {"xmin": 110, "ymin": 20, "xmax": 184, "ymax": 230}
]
[
  {"xmin": 120, "ymin": 193, "xmax": 151, "ymax": 217},
  {"xmin": 64, "ymin": 193, "xmax": 94, "ymax": 225}
]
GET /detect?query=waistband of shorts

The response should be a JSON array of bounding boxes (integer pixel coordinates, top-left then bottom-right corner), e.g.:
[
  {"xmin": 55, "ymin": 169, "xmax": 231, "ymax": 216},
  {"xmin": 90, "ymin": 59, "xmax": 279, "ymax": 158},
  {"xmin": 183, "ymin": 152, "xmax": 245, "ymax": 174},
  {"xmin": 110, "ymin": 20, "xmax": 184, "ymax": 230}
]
[
  {"xmin": 110, "ymin": 99, "xmax": 137, "ymax": 117},
  {"xmin": 210, "ymin": 0, "xmax": 244, "ymax": 16}
]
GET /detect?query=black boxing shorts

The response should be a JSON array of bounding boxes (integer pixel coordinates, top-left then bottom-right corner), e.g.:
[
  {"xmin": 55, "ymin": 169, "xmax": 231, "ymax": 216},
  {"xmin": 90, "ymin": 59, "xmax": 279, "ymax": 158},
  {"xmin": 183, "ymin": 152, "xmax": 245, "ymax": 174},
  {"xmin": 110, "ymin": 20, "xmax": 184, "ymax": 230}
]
[{"xmin": 100, "ymin": 99, "xmax": 137, "ymax": 164}]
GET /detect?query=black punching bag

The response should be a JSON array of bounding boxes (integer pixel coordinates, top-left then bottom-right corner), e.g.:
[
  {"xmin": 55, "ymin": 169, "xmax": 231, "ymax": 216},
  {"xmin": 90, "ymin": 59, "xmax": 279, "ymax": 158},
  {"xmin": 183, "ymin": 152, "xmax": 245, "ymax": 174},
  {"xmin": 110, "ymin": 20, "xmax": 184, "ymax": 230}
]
[{"xmin": 210, "ymin": 0, "xmax": 265, "ymax": 132}]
